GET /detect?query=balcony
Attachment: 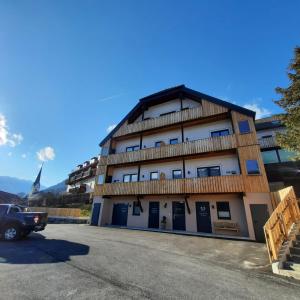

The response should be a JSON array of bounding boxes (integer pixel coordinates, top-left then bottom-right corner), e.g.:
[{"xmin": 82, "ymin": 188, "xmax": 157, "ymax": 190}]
[
  {"xmin": 258, "ymin": 136, "xmax": 277, "ymax": 149},
  {"xmin": 114, "ymin": 102, "xmax": 228, "ymax": 138},
  {"xmin": 104, "ymin": 134, "xmax": 237, "ymax": 166},
  {"xmin": 94, "ymin": 175, "xmax": 245, "ymax": 196}
]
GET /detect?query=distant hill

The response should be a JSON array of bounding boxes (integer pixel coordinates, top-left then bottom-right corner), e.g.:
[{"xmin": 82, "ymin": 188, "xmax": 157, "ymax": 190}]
[
  {"xmin": 0, "ymin": 176, "xmax": 46, "ymax": 195},
  {"xmin": 41, "ymin": 180, "xmax": 67, "ymax": 195},
  {"xmin": 0, "ymin": 190, "xmax": 25, "ymax": 205}
]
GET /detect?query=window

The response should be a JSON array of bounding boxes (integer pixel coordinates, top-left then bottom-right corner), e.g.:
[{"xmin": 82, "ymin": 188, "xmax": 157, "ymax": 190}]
[
  {"xmin": 172, "ymin": 170, "xmax": 182, "ymax": 179},
  {"xmin": 217, "ymin": 202, "xmax": 231, "ymax": 220},
  {"xmin": 126, "ymin": 145, "xmax": 140, "ymax": 152},
  {"xmin": 261, "ymin": 150, "xmax": 279, "ymax": 164},
  {"xmin": 170, "ymin": 138, "xmax": 178, "ymax": 145},
  {"xmin": 197, "ymin": 166, "xmax": 221, "ymax": 177},
  {"xmin": 150, "ymin": 172, "xmax": 159, "ymax": 180},
  {"xmin": 97, "ymin": 174, "xmax": 104, "ymax": 184},
  {"xmin": 132, "ymin": 201, "xmax": 141, "ymax": 216},
  {"xmin": 9, "ymin": 206, "xmax": 21, "ymax": 214},
  {"xmin": 0, "ymin": 205, "xmax": 7, "ymax": 216},
  {"xmin": 238, "ymin": 120, "xmax": 251, "ymax": 134},
  {"xmin": 261, "ymin": 135, "xmax": 273, "ymax": 139},
  {"xmin": 278, "ymin": 149, "xmax": 297, "ymax": 162},
  {"xmin": 160, "ymin": 111, "xmax": 176, "ymax": 117},
  {"xmin": 123, "ymin": 174, "xmax": 138, "ymax": 182},
  {"xmin": 246, "ymin": 160, "xmax": 260, "ymax": 175},
  {"xmin": 155, "ymin": 141, "xmax": 163, "ymax": 148},
  {"xmin": 211, "ymin": 129, "xmax": 230, "ymax": 137}
]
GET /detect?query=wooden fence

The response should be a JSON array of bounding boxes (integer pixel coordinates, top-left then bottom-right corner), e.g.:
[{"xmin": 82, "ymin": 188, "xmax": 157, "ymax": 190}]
[
  {"xmin": 264, "ymin": 186, "xmax": 300, "ymax": 262},
  {"xmin": 30, "ymin": 207, "xmax": 81, "ymax": 218}
]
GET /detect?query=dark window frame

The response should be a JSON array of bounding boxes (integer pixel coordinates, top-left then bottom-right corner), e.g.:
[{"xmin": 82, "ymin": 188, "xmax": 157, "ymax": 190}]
[
  {"xmin": 155, "ymin": 141, "xmax": 163, "ymax": 148},
  {"xmin": 211, "ymin": 129, "xmax": 230, "ymax": 137},
  {"xmin": 238, "ymin": 120, "xmax": 251, "ymax": 134},
  {"xmin": 123, "ymin": 173, "xmax": 138, "ymax": 182},
  {"xmin": 132, "ymin": 201, "xmax": 141, "ymax": 216},
  {"xmin": 197, "ymin": 166, "xmax": 221, "ymax": 177},
  {"xmin": 150, "ymin": 171, "xmax": 159, "ymax": 180},
  {"xmin": 172, "ymin": 169, "xmax": 182, "ymax": 179},
  {"xmin": 126, "ymin": 145, "xmax": 140, "ymax": 152},
  {"xmin": 246, "ymin": 160, "xmax": 260, "ymax": 175},
  {"xmin": 170, "ymin": 138, "xmax": 179, "ymax": 145},
  {"xmin": 216, "ymin": 202, "xmax": 231, "ymax": 220},
  {"xmin": 160, "ymin": 111, "xmax": 176, "ymax": 117}
]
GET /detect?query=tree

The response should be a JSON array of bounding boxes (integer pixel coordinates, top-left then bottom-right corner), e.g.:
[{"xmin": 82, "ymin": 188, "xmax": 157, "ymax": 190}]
[{"xmin": 275, "ymin": 46, "xmax": 300, "ymax": 159}]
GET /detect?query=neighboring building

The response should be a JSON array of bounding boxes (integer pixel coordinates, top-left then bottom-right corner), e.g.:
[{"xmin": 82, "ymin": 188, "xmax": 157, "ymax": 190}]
[
  {"xmin": 256, "ymin": 115, "xmax": 300, "ymax": 196},
  {"xmin": 67, "ymin": 157, "xmax": 99, "ymax": 194},
  {"xmin": 92, "ymin": 85, "xmax": 272, "ymax": 241}
]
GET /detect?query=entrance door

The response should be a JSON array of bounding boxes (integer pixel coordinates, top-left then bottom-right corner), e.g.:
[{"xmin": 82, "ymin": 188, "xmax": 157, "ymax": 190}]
[
  {"xmin": 112, "ymin": 203, "xmax": 128, "ymax": 226},
  {"xmin": 196, "ymin": 202, "xmax": 212, "ymax": 233},
  {"xmin": 172, "ymin": 202, "xmax": 186, "ymax": 230},
  {"xmin": 250, "ymin": 204, "xmax": 269, "ymax": 242},
  {"xmin": 148, "ymin": 202, "xmax": 160, "ymax": 228},
  {"xmin": 91, "ymin": 203, "xmax": 101, "ymax": 226}
]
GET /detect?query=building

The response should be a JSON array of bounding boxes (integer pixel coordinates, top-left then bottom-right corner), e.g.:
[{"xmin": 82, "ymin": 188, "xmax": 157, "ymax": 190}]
[
  {"xmin": 256, "ymin": 115, "xmax": 300, "ymax": 196},
  {"xmin": 92, "ymin": 85, "xmax": 272, "ymax": 241},
  {"xmin": 67, "ymin": 157, "xmax": 99, "ymax": 194}
]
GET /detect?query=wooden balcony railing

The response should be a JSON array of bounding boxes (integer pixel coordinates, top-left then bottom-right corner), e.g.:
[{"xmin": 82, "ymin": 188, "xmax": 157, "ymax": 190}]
[
  {"xmin": 258, "ymin": 136, "xmax": 277, "ymax": 149},
  {"xmin": 114, "ymin": 103, "xmax": 227, "ymax": 137},
  {"xmin": 94, "ymin": 175, "xmax": 245, "ymax": 196},
  {"xmin": 264, "ymin": 186, "xmax": 300, "ymax": 262},
  {"xmin": 105, "ymin": 134, "xmax": 237, "ymax": 165}
]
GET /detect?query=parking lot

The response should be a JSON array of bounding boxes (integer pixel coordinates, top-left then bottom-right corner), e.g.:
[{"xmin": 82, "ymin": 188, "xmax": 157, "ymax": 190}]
[{"xmin": 0, "ymin": 224, "xmax": 300, "ymax": 299}]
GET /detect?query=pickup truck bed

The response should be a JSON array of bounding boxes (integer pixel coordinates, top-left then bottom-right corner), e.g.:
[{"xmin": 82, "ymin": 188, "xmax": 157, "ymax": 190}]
[{"xmin": 0, "ymin": 204, "xmax": 48, "ymax": 241}]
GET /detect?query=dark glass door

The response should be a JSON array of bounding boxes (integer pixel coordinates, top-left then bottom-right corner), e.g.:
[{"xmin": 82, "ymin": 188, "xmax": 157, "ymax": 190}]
[
  {"xmin": 196, "ymin": 202, "xmax": 212, "ymax": 233},
  {"xmin": 172, "ymin": 202, "xmax": 186, "ymax": 230},
  {"xmin": 112, "ymin": 203, "xmax": 128, "ymax": 226},
  {"xmin": 148, "ymin": 202, "xmax": 160, "ymax": 228}
]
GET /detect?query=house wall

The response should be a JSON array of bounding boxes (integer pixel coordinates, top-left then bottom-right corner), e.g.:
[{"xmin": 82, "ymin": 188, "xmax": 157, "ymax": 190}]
[
  {"xmin": 182, "ymin": 98, "xmax": 200, "ymax": 109},
  {"xmin": 256, "ymin": 127, "xmax": 285, "ymax": 139},
  {"xmin": 112, "ymin": 166, "xmax": 139, "ymax": 182},
  {"xmin": 142, "ymin": 128, "xmax": 182, "ymax": 149},
  {"xmin": 143, "ymin": 99, "xmax": 181, "ymax": 119},
  {"xmin": 183, "ymin": 119, "xmax": 233, "ymax": 142},
  {"xmin": 99, "ymin": 193, "xmax": 249, "ymax": 237},
  {"xmin": 115, "ymin": 136, "xmax": 140, "ymax": 154},
  {"xmin": 185, "ymin": 154, "xmax": 240, "ymax": 177}
]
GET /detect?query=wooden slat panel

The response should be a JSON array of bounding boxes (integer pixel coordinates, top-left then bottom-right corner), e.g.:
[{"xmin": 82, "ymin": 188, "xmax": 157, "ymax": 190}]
[
  {"xmin": 94, "ymin": 175, "xmax": 245, "ymax": 196},
  {"xmin": 264, "ymin": 187, "xmax": 300, "ymax": 262},
  {"xmin": 258, "ymin": 137, "xmax": 277, "ymax": 149},
  {"xmin": 30, "ymin": 207, "xmax": 82, "ymax": 218},
  {"xmin": 106, "ymin": 134, "xmax": 237, "ymax": 165}
]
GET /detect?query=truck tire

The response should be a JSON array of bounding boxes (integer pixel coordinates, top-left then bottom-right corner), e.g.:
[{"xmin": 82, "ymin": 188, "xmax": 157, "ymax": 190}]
[{"xmin": 3, "ymin": 224, "xmax": 20, "ymax": 241}]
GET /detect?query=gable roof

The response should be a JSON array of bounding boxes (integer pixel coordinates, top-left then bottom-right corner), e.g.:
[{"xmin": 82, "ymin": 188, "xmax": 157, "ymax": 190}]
[{"xmin": 100, "ymin": 85, "xmax": 256, "ymax": 146}]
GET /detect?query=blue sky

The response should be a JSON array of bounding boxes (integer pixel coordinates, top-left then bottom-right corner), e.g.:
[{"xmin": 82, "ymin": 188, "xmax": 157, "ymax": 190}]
[{"xmin": 0, "ymin": 0, "xmax": 299, "ymax": 187}]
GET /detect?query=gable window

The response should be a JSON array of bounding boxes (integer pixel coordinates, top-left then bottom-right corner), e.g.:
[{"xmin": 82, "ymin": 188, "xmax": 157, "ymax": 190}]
[
  {"xmin": 123, "ymin": 174, "xmax": 138, "ymax": 182},
  {"xmin": 155, "ymin": 141, "xmax": 163, "ymax": 148},
  {"xmin": 172, "ymin": 169, "xmax": 182, "ymax": 179},
  {"xmin": 126, "ymin": 145, "xmax": 140, "ymax": 152},
  {"xmin": 132, "ymin": 201, "xmax": 141, "ymax": 216},
  {"xmin": 211, "ymin": 129, "xmax": 230, "ymax": 137},
  {"xmin": 217, "ymin": 202, "xmax": 231, "ymax": 220},
  {"xmin": 170, "ymin": 138, "xmax": 179, "ymax": 145},
  {"xmin": 261, "ymin": 135, "xmax": 273, "ymax": 139},
  {"xmin": 246, "ymin": 160, "xmax": 260, "ymax": 175},
  {"xmin": 197, "ymin": 166, "xmax": 221, "ymax": 177},
  {"xmin": 150, "ymin": 172, "xmax": 159, "ymax": 180},
  {"xmin": 238, "ymin": 120, "xmax": 251, "ymax": 134}
]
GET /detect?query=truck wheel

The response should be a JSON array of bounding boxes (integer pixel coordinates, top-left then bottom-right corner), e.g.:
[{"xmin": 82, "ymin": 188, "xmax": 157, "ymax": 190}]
[{"xmin": 3, "ymin": 225, "xmax": 20, "ymax": 241}]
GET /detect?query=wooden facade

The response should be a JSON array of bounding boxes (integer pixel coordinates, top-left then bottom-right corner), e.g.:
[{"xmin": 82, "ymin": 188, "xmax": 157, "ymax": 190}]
[
  {"xmin": 94, "ymin": 175, "xmax": 245, "ymax": 196},
  {"xmin": 103, "ymin": 134, "xmax": 237, "ymax": 166}
]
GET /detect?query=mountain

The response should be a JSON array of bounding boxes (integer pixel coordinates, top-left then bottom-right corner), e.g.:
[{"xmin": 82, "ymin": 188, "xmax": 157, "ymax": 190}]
[
  {"xmin": 0, "ymin": 176, "xmax": 46, "ymax": 195},
  {"xmin": 0, "ymin": 190, "xmax": 25, "ymax": 205},
  {"xmin": 41, "ymin": 180, "xmax": 67, "ymax": 195}
]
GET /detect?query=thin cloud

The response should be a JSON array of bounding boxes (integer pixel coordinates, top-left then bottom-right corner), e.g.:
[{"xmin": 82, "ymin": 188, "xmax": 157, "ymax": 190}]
[
  {"xmin": 21, "ymin": 153, "xmax": 27, "ymax": 159},
  {"xmin": 98, "ymin": 93, "xmax": 124, "ymax": 103},
  {"xmin": 106, "ymin": 124, "xmax": 117, "ymax": 133},
  {"xmin": 243, "ymin": 100, "xmax": 271, "ymax": 119}
]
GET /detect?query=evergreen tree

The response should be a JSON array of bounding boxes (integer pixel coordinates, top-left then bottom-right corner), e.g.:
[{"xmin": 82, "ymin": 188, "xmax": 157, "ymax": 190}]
[{"xmin": 275, "ymin": 46, "xmax": 300, "ymax": 159}]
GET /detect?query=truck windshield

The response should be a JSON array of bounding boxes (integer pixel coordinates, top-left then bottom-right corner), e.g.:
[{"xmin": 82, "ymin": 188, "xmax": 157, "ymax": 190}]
[{"xmin": 0, "ymin": 205, "xmax": 8, "ymax": 216}]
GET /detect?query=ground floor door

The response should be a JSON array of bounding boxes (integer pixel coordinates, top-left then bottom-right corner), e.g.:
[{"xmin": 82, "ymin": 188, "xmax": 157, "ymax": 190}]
[
  {"xmin": 91, "ymin": 203, "xmax": 101, "ymax": 226},
  {"xmin": 112, "ymin": 203, "xmax": 128, "ymax": 226},
  {"xmin": 250, "ymin": 204, "xmax": 269, "ymax": 242},
  {"xmin": 148, "ymin": 202, "xmax": 160, "ymax": 228},
  {"xmin": 196, "ymin": 201, "xmax": 212, "ymax": 233},
  {"xmin": 172, "ymin": 201, "xmax": 186, "ymax": 231}
]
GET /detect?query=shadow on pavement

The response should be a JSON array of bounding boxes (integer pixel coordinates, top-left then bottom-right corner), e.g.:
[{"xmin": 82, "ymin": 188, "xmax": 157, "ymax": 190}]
[{"xmin": 0, "ymin": 232, "xmax": 90, "ymax": 264}]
